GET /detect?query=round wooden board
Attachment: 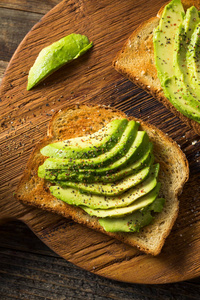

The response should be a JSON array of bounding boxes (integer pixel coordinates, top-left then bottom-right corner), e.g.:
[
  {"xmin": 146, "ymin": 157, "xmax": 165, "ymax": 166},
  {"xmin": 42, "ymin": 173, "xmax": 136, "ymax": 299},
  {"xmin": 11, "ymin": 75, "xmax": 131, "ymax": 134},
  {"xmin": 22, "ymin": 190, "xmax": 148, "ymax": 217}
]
[{"xmin": 0, "ymin": 0, "xmax": 200, "ymax": 284}]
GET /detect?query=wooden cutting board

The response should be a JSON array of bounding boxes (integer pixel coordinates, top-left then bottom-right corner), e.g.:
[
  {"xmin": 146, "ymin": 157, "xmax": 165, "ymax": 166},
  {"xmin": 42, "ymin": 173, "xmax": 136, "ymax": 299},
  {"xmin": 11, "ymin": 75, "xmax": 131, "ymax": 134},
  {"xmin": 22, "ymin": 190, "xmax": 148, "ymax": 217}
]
[{"xmin": 0, "ymin": 0, "xmax": 200, "ymax": 284}]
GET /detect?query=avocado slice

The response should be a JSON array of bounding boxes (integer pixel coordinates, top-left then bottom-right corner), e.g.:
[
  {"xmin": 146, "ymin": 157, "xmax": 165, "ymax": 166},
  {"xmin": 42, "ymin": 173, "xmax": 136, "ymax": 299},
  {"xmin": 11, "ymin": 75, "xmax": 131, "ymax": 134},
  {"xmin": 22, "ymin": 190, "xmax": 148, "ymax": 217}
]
[
  {"xmin": 98, "ymin": 197, "xmax": 165, "ymax": 232},
  {"xmin": 40, "ymin": 118, "xmax": 130, "ymax": 159},
  {"xmin": 27, "ymin": 33, "xmax": 93, "ymax": 90},
  {"xmin": 49, "ymin": 164, "xmax": 159, "ymax": 210},
  {"xmin": 164, "ymin": 76, "xmax": 200, "ymax": 122},
  {"xmin": 42, "ymin": 120, "xmax": 139, "ymax": 170},
  {"xmin": 153, "ymin": 0, "xmax": 185, "ymax": 83},
  {"xmin": 86, "ymin": 130, "xmax": 150, "ymax": 175},
  {"xmin": 144, "ymin": 197, "xmax": 165, "ymax": 213},
  {"xmin": 38, "ymin": 141, "xmax": 153, "ymax": 183},
  {"xmin": 69, "ymin": 144, "xmax": 153, "ymax": 183},
  {"xmin": 81, "ymin": 182, "xmax": 161, "ymax": 218},
  {"xmin": 99, "ymin": 210, "xmax": 153, "ymax": 232},
  {"xmin": 154, "ymin": 0, "xmax": 200, "ymax": 123},
  {"xmin": 187, "ymin": 22, "xmax": 200, "ymax": 99},
  {"xmin": 172, "ymin": 7, "xmax": 200, "ymax": 111},
  {"xmin": 173, "ymin": 6, "xmax": 200, "ymax": 93},
  {"xmin": 57, "ymin": 130, "xmax": 150, "ymax": 182},
  {"xmin": 58, "ymin": 165, "xmax": 151, "ymax": 196},
  {"xmin": 96, "ymin": 145, "xmax": 153, "ymax": 183}
]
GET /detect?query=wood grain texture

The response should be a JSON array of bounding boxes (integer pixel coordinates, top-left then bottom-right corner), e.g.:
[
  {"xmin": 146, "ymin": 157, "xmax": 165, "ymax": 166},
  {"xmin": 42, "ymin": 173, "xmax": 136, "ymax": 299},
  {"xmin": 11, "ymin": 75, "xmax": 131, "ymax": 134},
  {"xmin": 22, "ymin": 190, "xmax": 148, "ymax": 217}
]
[
  {"xmin": 0, "ymin": 222, "xmax": 200, "ymax": 300},
  {"xmin": 0, "ymin": 0, "xmax": 60, "ymax": 14},
  {"xmin": 0, "ymin": 0, "xmax": 200, "ymax": 285},
  {"xmin": 0, "ymin": 8, "xmax": 43, "ymax": 61}
]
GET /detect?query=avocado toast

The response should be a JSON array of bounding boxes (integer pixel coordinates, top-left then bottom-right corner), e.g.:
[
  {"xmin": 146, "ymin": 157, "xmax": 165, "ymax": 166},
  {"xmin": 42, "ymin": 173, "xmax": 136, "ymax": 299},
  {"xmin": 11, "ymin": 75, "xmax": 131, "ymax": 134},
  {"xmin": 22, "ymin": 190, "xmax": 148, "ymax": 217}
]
[
  {"xmin": 113, "ymin": 0, "xmax": 200, "ymax": 135},
  {"xmin": 15, "ymin": 104, "xmax": 189, "ymax": 255}
]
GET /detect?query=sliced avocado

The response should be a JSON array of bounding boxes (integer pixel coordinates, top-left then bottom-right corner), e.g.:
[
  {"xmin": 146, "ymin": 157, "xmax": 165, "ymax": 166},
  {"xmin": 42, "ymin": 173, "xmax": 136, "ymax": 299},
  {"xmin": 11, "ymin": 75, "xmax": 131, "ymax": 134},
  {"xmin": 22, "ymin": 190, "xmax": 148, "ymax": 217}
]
[
  {"xmin": 56, "ymin": 131, "xmax": 149, "ymax": 176},
  {"xmin": 153, "ymin": 0, "xmax": 185, "ymax": 83},
  {"xmin": 42, "ymin": 120, "xmax": 139, "ymax": 170},
  {"xmin": 96, "ymin": 145, "xmax": 153, "ymax": 183},
  {"xmin": 173, "ymin": 6, "xmax": 199, "ymax": 86},
  {"xmin": 58, "ymin": 165, "xmax": 150, "ymax": 196},
  {"xmin": 40, "ymin": 118, "xmax": 130, "ymax": 159},
  {"xmin": 154, "ymin": 0, "xmax": 200, "ymax": 123},
  {"xmin": 49, "ymin": 164, "xmax": 159, "ymax": 210},
  {"xmin": 146, "ymin": 197, "xmax": 165, "ymax": 213},
  {"xmin": 87, "ymin": 130, "xmax": 150, "ymax": 175},
  {"xmin": 172, "ymin": 7, "xmax": 200, "ymax": 110},
  {"xmin": 98, "ymin": 197, "xmax": 165, "ymax": 232},
  {"xmin": 27, "ymin": 33, "xmax": 93, "ymax": 90},
  {"xmin": 38, "ymin": 142, "xmax": 153, "ymax": 183},
  {"xmin": 163, "ymin": 76, "xmax": 200, "ymax": 122},
  {"xmin": 99, "ymin": 210, "xmax": 153, "ymax": 232},
  {"xmin": 54, "ymin": 131, "xmax": 150, "ymax": 182},
  {"xmin": 187, "ymin": 22, "xmax": 200, "ymax": 99},
  {"xmin": 82, "ymin": 182, "xmax": 161, "ymax": 218}
]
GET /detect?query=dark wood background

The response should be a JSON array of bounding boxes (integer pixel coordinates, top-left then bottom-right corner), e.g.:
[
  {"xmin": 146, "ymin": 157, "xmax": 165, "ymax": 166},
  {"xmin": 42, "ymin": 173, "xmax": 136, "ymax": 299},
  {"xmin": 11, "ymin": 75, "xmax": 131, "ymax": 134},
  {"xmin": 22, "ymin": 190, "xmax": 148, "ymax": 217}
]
[{"xmin": 1, "ymin": 0, "xmax": 200, "ymax": 298}]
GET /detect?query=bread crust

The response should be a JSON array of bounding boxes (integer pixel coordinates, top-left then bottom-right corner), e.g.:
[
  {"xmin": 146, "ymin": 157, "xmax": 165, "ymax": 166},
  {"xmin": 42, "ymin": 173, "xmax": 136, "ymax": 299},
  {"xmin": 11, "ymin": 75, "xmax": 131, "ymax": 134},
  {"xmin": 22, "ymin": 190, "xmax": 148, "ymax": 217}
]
[
  {"xmin": 15, "ymin": 104, "xmax": 189, "ymax": 255},
  {"xmin": 113, "ymin": 0, "xmax": 200, "ymax": 135}
]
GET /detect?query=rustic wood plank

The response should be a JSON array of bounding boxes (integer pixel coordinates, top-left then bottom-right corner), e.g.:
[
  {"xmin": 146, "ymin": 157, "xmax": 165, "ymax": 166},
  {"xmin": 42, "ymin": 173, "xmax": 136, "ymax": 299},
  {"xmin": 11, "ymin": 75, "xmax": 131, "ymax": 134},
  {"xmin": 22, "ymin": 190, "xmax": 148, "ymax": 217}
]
[
  {"xmin": 0, "ymin": 8, "xmax": 43, "ymax": 61},
  {"xmin": 0, "ymin": 0, "xmax": 200, "ymax": 285},
  {"xmin": 0, "ymin": 0, "xmax": 61, "ymax": 14},
  {"xmin": 0, "ymin": 221, "xmax": 200, "ymax": 300}
]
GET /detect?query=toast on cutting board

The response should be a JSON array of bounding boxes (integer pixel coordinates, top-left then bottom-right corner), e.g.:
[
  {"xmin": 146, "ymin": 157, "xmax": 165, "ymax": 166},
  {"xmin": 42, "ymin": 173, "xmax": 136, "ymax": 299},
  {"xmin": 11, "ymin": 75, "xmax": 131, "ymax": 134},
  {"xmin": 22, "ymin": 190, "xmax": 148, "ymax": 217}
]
[
  {"xmin": 113, "ymin": 0, "xmax": 200, "ymax": 135},
  {"xmin": 15, "ymin": 104, "xmax": 189, "ymax": 255}
]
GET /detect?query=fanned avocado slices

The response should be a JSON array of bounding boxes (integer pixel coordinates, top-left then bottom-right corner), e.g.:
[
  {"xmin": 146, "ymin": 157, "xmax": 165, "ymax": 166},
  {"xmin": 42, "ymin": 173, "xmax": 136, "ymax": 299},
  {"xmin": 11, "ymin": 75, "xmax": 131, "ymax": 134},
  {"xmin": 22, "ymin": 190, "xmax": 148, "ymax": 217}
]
[
  {"xmin": 39, "ymin": 127, "xmax": 150, "ymax": 178},
  {"xmin": 49, "ymin": 164, "xmax": 159, "ymax": 210},
  {"xmin": 57, "ymin": 131, "xmax": 151, "ymax": 182},
  {"xmin": 41, "ymin": 120, "xmax": 139, "ymax": 170},
  {"xmin": 173, "ymin": 6, "xmax": 200, "ymax": 100},
  {"xmin": 164, "ymin": 76, "xmax": 200, "ymax": 122},
  {"xmin": 153, "ymin": 0, "xmax": 185, "ymax": 83},
  {"xmin": 80, "ymin": 182, "xmax": 161, "ymax": 218},
  {"xmin": 99, "ymin": 209, "xmax": 153, "ymax": 233},
  {"xmin": 40, "ymin": 118, "xmax": 129, "ymax": 159},
  {"xmin": 84, "ymin": 130, "xmax": 150, "ymax": 175},
  {"xmin": 39, "ymin": 118, "xmax": 165, "ymax": 233},
  {"xmin": 58, "ymin": 165, "xmax": 150, "ymax": 196},
  {"xmin": 187, "ymin": 22, "xmax": 200, "ymax": 98},
  {"xmin": 38, "ymin": 141, "xmax": 153, "ymax": 183},
  {"xmin": 98, "ymin": 197, "xmax": 165, "ymax": 232},
  {"xmin": 153, "ymin": 0, "xmax": 200, "ymax": 123},
  {"xmin": 27, "ymin": 33, "xmax": 93, "ymax": 90}
]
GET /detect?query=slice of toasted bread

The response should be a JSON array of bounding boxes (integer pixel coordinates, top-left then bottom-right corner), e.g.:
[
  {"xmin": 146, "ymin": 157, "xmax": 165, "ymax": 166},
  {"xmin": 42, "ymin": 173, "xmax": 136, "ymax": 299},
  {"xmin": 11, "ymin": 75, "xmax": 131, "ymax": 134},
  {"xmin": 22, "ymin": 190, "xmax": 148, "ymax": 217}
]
[
  {"xmin": 15, "ymin": 104, "xmax": 189, "ymax": 255},
  {"xmin": 113, "ymin": 0, "xmax": 200, "ymax": 135}
]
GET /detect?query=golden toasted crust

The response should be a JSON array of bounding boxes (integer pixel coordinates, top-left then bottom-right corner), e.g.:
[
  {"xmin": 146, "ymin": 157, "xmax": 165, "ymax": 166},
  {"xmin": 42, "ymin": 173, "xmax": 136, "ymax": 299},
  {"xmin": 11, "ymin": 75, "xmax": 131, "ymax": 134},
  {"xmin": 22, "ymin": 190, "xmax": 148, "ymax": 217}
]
[
  {"xmin": 15, "ymin": 104, "xmax": 189, "ymax": 255},
  {"xmin": 113, "ymin": 0, "xmax": 200, "ymax": 135}
]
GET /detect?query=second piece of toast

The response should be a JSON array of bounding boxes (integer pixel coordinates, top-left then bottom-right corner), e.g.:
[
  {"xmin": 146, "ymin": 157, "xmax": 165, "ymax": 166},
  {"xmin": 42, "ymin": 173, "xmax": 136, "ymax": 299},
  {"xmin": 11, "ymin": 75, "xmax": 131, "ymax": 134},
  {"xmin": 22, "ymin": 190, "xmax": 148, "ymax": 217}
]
[{"xmin": 113, "ymin": 0, "xmax": 200, "ymax": 135}]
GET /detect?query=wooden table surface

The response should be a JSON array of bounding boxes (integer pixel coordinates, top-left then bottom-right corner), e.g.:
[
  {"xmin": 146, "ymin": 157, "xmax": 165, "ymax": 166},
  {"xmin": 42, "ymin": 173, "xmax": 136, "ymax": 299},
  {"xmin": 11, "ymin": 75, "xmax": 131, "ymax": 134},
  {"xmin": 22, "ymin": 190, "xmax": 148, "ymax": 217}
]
[{"xmin": 1, "ymin": 0, "xmax": 200, "ymax": 299}]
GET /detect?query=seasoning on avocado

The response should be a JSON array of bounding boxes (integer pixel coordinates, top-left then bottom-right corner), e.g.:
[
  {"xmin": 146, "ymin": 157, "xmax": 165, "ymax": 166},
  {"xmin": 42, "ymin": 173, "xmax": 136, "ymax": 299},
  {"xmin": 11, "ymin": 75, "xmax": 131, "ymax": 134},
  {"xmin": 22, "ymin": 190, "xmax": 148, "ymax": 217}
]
[
  {"xmin": 153, "ymin": 0, "xmax": 200, "ymax": 123},
  {"xmin": 27, "ymin": 33, "xmax": 93, "ymax": 90},
  {"xmin": 38, "ymin": 119, "xmax": 165, "ymax": 233}
]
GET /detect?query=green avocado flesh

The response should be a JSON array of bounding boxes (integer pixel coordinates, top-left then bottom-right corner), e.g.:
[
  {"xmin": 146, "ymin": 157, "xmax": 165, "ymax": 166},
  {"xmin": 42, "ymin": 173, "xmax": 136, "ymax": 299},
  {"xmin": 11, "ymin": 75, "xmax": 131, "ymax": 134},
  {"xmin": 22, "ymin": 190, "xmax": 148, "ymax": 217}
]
[
  {"xmin": 39, "ymin": 119, "xmax": 165, "ymax": 233},
  {"xmin": 81, "ymin": 182, "xmax": 161, "ymax": 218},
  {"xmin": 38, "ymin": 143, "xmax": 153, "ymax": 183},
  {"xmin": 41, "ymin": 120, "xmax": 139, "ymax": 170},
  {"xmin": 41, "ymin": 119, "xmax": 129, "ymax": 159},
  {"xmin": 187, "ymin": 23, "xmax": 200, "ymax": 97},
  {"xmin": 153, "ymin": 0, "xmax": 200, "ymax": 123},
  {"xmin": 57, "ymin": 165, "xmax": 150, "ymax": 196},
  {"xmin": 50, "ymin": 164, "xmax": 159, "ymax": 210},
  {"xmin": 98, "ymin": 198, "xmax": 165, "ymax": 232},
  {"xmin": 27, "ymin": 33, "xmax": 93, "ymax": 90}
]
